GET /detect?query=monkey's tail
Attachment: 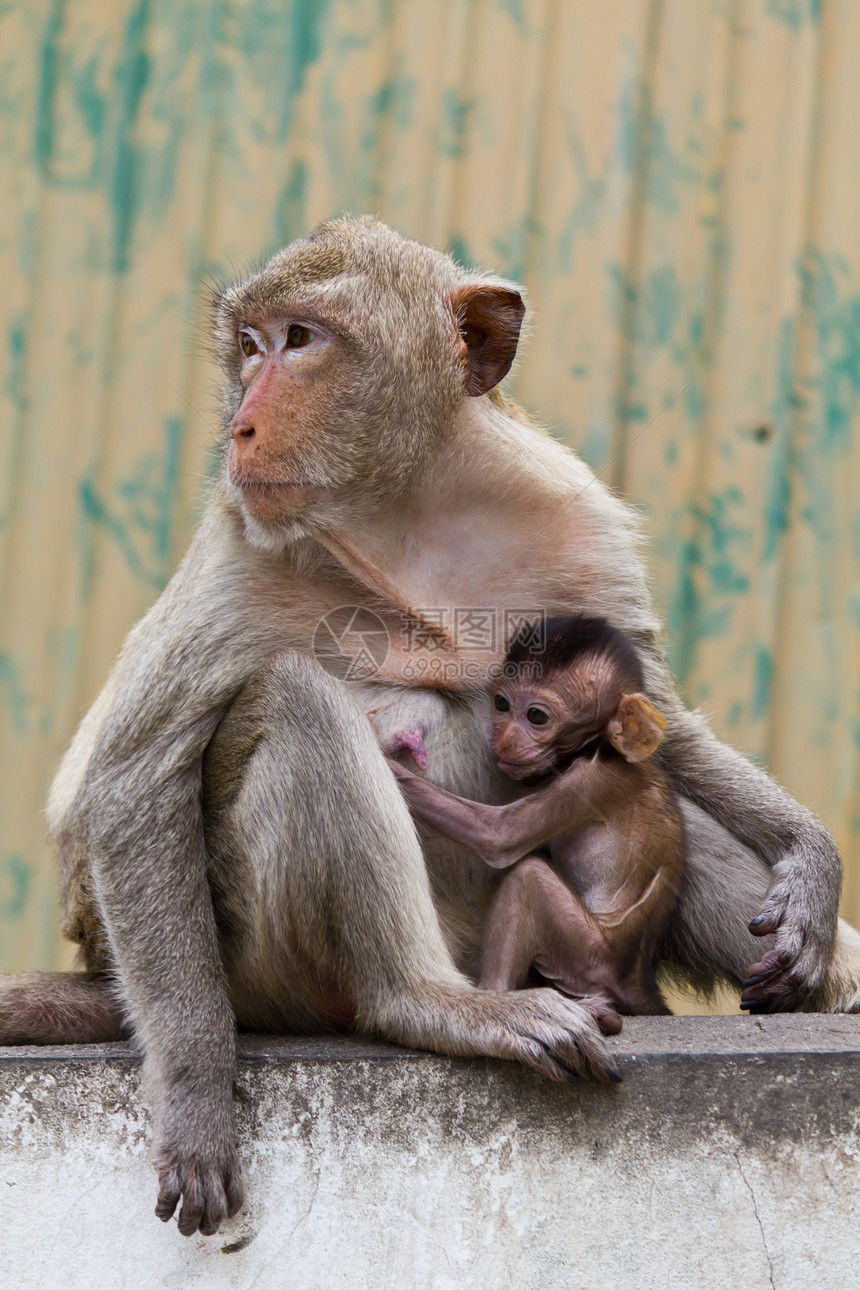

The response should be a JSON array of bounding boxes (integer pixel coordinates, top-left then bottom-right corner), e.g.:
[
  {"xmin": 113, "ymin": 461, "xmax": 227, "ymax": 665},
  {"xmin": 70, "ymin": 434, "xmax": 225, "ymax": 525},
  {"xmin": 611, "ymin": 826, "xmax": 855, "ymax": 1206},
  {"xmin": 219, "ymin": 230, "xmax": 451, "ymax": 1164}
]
[{"xmin": 0, "ymin": 971, "xmax": 132, "ymax": 1045}]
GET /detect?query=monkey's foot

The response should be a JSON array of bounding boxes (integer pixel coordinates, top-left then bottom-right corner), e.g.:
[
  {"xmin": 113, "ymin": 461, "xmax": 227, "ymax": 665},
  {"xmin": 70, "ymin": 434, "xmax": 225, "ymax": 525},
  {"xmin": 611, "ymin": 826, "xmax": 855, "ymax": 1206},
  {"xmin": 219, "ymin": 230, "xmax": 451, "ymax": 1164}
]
[
  {"xmin": 388, "ymin": 985, "xmax": 622, "ymax": 1085},
  {"xmin": 483, "ymin": 988, "xmax": 622, "ymax": 1084},
  {"xmin": 380, "ymin": 722, "xmax": 429, "ymax": 770}
]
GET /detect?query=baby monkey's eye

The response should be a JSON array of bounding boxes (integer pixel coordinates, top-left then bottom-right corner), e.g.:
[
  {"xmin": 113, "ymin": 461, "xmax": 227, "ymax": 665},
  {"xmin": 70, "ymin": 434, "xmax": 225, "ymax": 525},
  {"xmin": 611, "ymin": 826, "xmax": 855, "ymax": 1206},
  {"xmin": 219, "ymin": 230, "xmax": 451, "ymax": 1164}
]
[
  {"xmin": 286, "ymin": 324, "xmax": 315, "ymax": 348},
  {"xmin": 493, "ymin": 694, "xmax": 511, "ymax": 713},
  {"xmin": 239, "ymin": 332, "xmax": 258, "ymax": 358},
  {"xmin": 526, "ymin": 707, "xmax": 550, "ymax": 726}
]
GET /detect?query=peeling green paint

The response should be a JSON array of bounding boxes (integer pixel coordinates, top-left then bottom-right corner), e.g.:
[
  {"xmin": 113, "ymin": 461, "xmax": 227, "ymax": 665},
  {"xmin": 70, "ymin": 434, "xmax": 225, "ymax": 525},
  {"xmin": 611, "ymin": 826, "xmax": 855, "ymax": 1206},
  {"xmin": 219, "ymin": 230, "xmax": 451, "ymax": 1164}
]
[
  {"xmin": 667, "ymin": 490, "xmax": 753, "ymax": 682},
  {"xmin": 0, "ymin": 654, "xmax": 27, "ymax": 735},
  {"xmin": 763, "ymin": 317, "xmax": 796, "ymax": 562},
  {"xmin": 439, "ymin": 89, "xmax": 476, "ymax": 159},
  {"xmin": 0, "ymin": 854, "xmax": 30, "ymax": 922},
  {"xmin": 767, "ymin": 0, "xmax": 821, "ymax": 27},
  {"xmin": 108, "ymin": 0, "xmax": 151, "ymax": 273},
  {"xmin": 580, "ymin": 422, "xmax": 610, "ymax": 472},
  {"xmin": 273, "ymin": 159, "xmax": 308, "ymax": 248},
  {"xmin": 495, "ymin": 0, "xmax": 526, "ymax": 26},
  {"xmin": 448, "ymin": 234, "xmax": 473, "ymax": 269},
  {"xmin": 38, "ymin": 626, "xmax": 80, "ymax": 738},
  {"xmin": 491, "ymin": 215, "xmax": 541, "ymax": 285},
  {"xmin": 752, "ymin": 646, "xmax": 774, "ymax": 722},
  {"xmin": 34, "ymin": 0, "xmax": 66, "ymax": 180},
  {"xmin": 78, "ymin": 415, "xmax": 183, "ymax": 593},
  {"xmin": 617, "ymin": 86, "xmax": 701, "ymax": 216},
  {"xmin": 279, "ymin": 0, "xmax": 331, "ymax": 138},
  {"xmin": 557, "ymin": 129, "xmax": 605, "ymax": 267},
  {"xmin": 5, "ymin": 315, "xmax": 27, "ymax": 410},
  {"xmin": 610, "ymin": 263, "xmax": 681, "ymax": 350},
  {"xmin": 764, "ymin": 253, "xmax": 860, "ymax": 564},
  {"xmin": 798, "ymin": 251, "xmax": 860, "ymax": 453}
]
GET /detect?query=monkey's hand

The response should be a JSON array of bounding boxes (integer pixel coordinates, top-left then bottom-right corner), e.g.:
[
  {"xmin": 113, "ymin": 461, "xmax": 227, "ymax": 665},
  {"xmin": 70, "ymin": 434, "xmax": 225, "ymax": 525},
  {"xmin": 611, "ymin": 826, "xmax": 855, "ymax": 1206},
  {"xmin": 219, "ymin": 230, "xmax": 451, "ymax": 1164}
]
[
  {"xmin": 740, "ymin": 842, "xmax": 839, "ymax": 1012},
  {"xmin": 153, "ymin": 1092, "xmax": 244, "ymax": 1237},
  {"xmin": 386, "ymin": 757, "xmax": 523, "ymax": 866}
]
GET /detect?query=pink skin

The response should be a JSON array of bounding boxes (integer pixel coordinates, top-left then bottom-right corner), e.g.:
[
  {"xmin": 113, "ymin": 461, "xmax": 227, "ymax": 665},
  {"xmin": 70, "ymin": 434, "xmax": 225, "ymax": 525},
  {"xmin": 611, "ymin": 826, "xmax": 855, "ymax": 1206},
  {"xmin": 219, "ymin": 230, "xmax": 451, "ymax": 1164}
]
[{"xmin": 381, "ymin": 723, "xmax": 429, "ymax": 771}]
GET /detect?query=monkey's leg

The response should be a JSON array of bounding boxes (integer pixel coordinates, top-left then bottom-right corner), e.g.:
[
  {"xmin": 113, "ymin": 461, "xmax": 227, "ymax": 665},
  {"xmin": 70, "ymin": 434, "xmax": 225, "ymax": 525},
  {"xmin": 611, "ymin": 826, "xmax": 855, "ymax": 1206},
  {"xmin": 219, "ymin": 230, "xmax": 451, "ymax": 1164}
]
[
  {"xmin": 206, "ymin": 652, "xmax": 621, "ymax": 1083},
  {"xmin": 0, "ymin": 971, "xmax": 130, "ymax": 1044},
  {"xmin": 479, "ymin": 855, "xmax": 634, "ymax": 1010}
]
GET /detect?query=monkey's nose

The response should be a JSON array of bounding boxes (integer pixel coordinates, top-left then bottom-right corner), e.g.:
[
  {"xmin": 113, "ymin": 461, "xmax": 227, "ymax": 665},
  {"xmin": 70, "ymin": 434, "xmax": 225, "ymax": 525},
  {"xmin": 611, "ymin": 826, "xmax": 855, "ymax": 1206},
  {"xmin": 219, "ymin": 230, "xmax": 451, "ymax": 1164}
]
[{"xmin": 230, "ymin": 415, "xmax": 258, "ymax": 459}]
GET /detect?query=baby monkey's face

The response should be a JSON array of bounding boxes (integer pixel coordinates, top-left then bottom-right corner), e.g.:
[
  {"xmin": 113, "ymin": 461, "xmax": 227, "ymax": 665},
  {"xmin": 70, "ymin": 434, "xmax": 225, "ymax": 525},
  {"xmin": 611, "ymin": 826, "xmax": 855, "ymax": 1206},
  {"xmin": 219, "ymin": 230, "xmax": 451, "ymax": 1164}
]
[{"xmin": 490, "ymin": 659, "xmax": 617, "ymax": 781}]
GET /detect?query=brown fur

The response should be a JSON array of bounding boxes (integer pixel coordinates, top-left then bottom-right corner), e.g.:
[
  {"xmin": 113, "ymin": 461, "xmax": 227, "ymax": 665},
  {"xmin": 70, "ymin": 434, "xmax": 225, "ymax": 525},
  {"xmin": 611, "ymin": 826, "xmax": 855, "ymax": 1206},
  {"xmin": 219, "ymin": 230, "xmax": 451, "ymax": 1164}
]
[
  {"xmin": 0, "ymin": 218, "xmax": 853, "ymax": 1238},
  {"xmin": 389, "ymin": 625, "xmax": 684, "ymax": 1015}
]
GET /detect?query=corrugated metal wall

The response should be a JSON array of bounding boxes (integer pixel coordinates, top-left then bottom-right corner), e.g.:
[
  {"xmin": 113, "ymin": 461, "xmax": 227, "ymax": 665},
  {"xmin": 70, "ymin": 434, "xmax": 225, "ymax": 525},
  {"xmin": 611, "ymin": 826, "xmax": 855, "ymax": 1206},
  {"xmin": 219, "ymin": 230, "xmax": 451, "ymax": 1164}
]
[{"xmin": 2, "ymin": 0, "xmax": 860, "ymax": 974}]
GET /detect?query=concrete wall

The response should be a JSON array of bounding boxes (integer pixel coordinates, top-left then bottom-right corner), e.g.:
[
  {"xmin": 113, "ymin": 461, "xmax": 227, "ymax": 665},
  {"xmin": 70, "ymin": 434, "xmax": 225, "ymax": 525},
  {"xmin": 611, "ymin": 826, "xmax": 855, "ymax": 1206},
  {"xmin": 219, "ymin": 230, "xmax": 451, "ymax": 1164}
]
[{"xmin": 2, "ymin": 1016, "xmax": 858, "ymax": 1289}]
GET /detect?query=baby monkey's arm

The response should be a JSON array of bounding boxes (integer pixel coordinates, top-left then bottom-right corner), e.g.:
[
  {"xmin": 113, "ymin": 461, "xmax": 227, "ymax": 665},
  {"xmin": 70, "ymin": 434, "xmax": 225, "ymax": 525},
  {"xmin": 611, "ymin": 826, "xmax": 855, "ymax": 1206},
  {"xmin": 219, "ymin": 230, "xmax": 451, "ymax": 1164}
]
[{"xmin": 387, "ymin": 756, "xmax": 613, "ymax": 869}]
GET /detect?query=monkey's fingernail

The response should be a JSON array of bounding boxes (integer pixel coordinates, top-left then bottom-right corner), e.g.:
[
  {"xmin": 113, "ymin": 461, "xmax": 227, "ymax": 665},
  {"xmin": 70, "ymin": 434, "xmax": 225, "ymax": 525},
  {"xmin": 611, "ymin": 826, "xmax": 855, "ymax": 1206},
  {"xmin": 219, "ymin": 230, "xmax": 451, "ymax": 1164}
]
[
  {"xmin": 743, "ymin": 974, "xmax": 764, "ymax": 987},
  {"xmin": 749, "ymin": 915, "xmax": 767, "ymax": 928},
  {"xmin": 608, "ymin": 1067, "xmax": 623, "ymax": 1084}
]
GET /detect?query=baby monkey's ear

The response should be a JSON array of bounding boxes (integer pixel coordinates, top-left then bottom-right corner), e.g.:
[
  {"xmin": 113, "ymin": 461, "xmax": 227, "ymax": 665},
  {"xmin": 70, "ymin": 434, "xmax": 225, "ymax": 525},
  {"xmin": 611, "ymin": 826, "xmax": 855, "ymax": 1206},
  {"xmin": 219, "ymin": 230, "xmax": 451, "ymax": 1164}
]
[{"xmin": 606, "ymin": 694, "xmax": 667, "ymax": 763}]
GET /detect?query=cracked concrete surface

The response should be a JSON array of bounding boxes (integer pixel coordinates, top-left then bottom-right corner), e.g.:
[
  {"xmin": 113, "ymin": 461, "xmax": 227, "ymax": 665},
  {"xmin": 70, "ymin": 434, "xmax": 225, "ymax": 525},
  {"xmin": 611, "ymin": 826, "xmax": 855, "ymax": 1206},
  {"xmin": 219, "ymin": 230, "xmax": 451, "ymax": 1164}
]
[{"xmin": 1, "ymin": 1015, "xmax": 859, "ymax": 1289}]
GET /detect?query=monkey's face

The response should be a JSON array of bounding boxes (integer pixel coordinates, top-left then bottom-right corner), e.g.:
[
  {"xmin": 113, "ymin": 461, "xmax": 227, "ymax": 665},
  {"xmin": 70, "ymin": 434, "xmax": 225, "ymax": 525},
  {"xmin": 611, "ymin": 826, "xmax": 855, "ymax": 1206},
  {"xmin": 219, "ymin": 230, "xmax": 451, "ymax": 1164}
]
[
  {"xmin": 490, "ymin": 657, "xmax": 624, "ymax": 780},
  {"xmin": 490, "ymin": 676, "xmax": 606, "ymax": 780},
  {"xmin": 225, "ymin": 312, "xmax": 358, "ymax": 527},
  {"xmin": 213, "ymin": 219, "xmax": 525, "ymax": 546}
]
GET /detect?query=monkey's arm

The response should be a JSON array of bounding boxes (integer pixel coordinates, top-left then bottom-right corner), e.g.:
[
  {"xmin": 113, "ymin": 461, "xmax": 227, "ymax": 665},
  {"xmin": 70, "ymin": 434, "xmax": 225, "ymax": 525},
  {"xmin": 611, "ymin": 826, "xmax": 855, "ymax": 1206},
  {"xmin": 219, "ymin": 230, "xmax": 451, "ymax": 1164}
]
[
  {"xmin": 387, "ymin": 756, "xmax": 612, "ymax": 869},
  {"xmin": 644, "ymin": 660, "xmax": 841, "ymax": 1013},
  {"xmin": 49, "ymin": 508, "xmax": 286, "ymax": 1235}
]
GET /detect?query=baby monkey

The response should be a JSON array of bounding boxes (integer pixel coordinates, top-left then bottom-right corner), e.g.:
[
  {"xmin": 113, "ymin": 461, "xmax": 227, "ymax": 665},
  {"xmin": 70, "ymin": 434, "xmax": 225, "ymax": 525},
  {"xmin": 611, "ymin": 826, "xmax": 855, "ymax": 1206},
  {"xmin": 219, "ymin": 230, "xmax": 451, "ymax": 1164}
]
[{"xmin": 388, "ymin": 616, "xmax": 684, "ymax": 1015}]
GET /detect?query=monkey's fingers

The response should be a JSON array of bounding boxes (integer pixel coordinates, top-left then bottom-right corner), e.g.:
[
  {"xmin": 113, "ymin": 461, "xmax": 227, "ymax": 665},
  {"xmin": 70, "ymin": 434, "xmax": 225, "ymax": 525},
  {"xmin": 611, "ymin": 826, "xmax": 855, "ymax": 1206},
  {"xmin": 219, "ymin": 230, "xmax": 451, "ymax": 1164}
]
[
  {"xmin": 740, "ymin": 927, "xmax": 806, "ymax": 1012},
  {"xmin": 155, "ymin": 1166, "xmax": 182, "ymax": 1223},
  {"xmin": 748, "ymin": 911, "xmax": 780, "ymax": 937},
  {"xmin": 156, "ymin": 1160, "xmax": 244, "ymax": 1237},
  {"xmin": 577, "ymin": 996, "xmax": 623, "ymax": 1037},
  {"xmin": 503, "ymin": 990, "xmax": 620, "ymax": 1085},
  {"xmin": 176, "ymin": 1172, "xmax": 206, "ymax": 1237}
]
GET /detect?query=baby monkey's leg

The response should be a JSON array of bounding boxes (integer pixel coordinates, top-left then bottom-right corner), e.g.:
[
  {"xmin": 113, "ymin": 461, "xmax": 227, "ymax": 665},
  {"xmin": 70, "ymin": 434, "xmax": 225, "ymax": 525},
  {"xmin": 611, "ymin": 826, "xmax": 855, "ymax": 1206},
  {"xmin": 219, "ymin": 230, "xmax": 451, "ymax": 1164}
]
[{"xmin": 480, "ymin": 855, "xmax": 627, "ymax": 1014}]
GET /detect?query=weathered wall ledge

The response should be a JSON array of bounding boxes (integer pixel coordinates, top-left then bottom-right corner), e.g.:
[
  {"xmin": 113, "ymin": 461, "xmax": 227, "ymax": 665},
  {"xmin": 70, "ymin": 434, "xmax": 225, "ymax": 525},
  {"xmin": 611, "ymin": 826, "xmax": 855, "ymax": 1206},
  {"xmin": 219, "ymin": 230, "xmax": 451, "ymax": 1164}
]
[{"xmin": 2, "ymin": 1015, "xmax": 859, "ymax": 1289}]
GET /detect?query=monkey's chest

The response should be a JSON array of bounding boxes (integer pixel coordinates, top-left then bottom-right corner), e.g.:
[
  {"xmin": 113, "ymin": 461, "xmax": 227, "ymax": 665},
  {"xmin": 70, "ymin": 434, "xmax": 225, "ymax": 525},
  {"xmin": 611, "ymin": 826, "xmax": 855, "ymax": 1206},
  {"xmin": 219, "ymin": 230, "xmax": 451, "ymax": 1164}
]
[{"xmin": 548, "ymin": 823, "xmax": 639, "ymax": 914}]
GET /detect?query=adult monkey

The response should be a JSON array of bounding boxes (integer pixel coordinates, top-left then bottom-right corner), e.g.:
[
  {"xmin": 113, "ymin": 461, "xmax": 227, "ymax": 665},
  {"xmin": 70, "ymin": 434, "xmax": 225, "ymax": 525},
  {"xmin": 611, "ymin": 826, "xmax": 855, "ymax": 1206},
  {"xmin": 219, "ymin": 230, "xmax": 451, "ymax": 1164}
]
[{"xmin": 3, "ymin": 218, "xmax": 859, "ymax": 1237}]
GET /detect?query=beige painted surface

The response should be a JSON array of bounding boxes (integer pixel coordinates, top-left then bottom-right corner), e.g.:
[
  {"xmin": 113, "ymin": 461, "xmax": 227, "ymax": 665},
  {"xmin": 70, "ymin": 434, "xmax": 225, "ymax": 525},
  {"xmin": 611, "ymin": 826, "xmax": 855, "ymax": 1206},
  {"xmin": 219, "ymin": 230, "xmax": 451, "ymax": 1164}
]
[{"xmin": 1, "ymin": 0, "xmax": 859, "ymax": 993}]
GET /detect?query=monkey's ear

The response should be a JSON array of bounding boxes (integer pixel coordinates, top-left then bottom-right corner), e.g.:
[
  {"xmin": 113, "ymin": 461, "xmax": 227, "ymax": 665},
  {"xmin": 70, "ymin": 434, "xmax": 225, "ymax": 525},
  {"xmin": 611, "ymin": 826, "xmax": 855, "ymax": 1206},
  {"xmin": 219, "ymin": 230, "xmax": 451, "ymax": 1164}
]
[
  {"xmin": 452, "ymin": 285, "xmax": 526, "ymax": 395},
  {"xmin": 607, "ymin": 694, "xmax": 667, "ymax": 764}
]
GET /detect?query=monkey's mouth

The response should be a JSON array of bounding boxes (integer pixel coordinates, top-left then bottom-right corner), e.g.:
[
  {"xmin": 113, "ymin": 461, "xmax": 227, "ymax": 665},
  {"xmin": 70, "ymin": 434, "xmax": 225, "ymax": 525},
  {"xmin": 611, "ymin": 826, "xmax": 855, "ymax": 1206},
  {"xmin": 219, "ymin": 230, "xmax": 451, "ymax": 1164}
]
[
  {"xmin": 227, "ymin": 471, "xmax": 323, "ymax": 520},
  {"xmin": 229, "ymin": 474, "xmax": 314, "ymax": 495},
  {"xmin": 495, "ymin": 755, "xmax": 547, "ymax": 780}
]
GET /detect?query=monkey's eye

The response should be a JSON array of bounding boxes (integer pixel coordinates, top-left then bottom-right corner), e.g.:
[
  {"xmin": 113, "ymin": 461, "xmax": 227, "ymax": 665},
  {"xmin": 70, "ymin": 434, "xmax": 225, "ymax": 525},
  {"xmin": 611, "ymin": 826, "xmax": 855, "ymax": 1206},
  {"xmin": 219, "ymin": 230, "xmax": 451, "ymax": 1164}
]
[
  {"xmin": 526, "ymin": 707, "xmax": 550, "ymax": 726},
  {"xmin": 493, "ymin": 694, "xmax": 511, "ymax": 713},
  {"xmin": 286, "ymin": 324, "xmax": 316, "ymax": 348},
  {"xmin": 239, "ymin": 332, "xmax": 258, "ymax": 358}
]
